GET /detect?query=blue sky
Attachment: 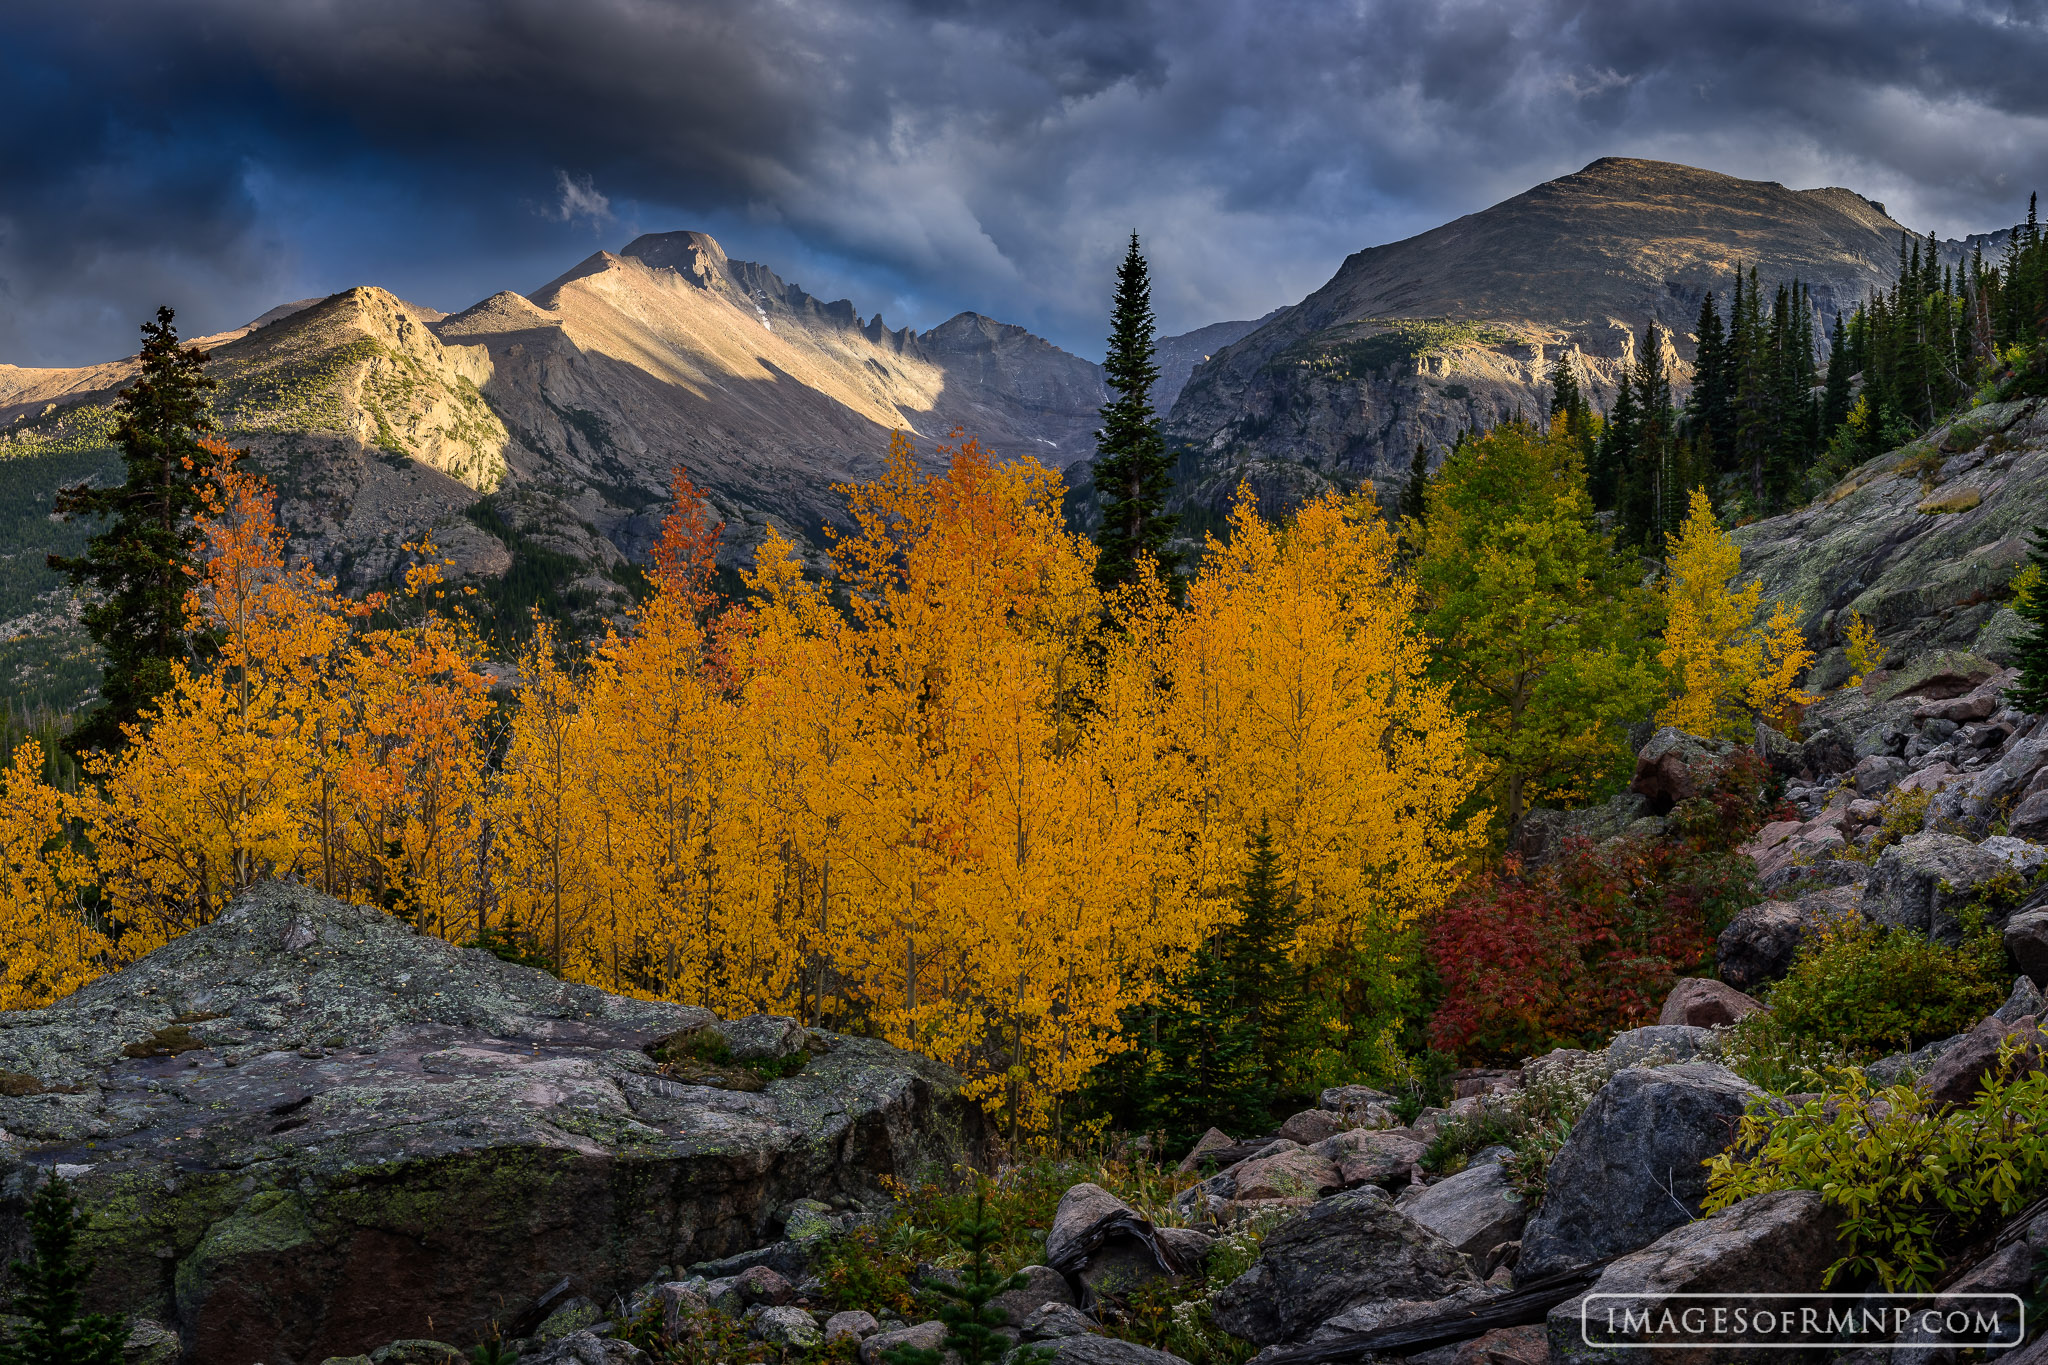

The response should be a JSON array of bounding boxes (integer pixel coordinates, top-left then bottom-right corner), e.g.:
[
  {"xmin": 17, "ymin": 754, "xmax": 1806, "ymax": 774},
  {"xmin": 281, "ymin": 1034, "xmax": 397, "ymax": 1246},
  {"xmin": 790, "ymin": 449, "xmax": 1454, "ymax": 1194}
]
[{"xmin": 4, "ymin": 0, "xmax": 2046, "ymax": 367}]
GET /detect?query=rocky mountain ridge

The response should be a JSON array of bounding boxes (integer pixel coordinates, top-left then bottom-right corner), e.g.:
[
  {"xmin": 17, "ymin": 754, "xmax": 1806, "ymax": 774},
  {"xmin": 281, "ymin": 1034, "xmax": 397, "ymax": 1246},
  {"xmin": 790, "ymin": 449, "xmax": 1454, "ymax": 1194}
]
[
  {"xmin": 1161, "ymin": 157, "xmax": 1997, "ymax": 521},
  {"xmin": 0, "ymin": 231, "xmax": 1264, "ymax": 703}
]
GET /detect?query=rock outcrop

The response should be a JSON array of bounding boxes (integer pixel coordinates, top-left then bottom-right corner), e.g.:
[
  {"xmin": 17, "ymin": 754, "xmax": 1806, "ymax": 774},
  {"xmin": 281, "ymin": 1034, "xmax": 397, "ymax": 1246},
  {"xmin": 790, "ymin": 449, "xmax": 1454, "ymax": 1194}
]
[
  {"xmin": 1208, "ymin": 1188, "xmax": 1478, "ymax": 1346},
  {"xmin": 1517, "ymin": 1064, "xmax": 1760, "ymax": 1279},
  {"xmin": 0, "ymin": 884, "xmax": 980, "ymax": 1365},
  {"xmin": 1546, "ymin": 1190, "xmax": 1841, "ymax": 1365}
]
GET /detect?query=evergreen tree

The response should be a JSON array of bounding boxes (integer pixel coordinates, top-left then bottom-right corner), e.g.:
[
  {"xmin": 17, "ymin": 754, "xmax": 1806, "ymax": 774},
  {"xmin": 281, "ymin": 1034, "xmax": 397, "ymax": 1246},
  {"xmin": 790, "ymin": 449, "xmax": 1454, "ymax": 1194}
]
[
  {"xmin": 1229, "ymin": 822, "xmax": 1310, "ymax": 1094},
  {"xmin": 1592, "ymin": 358, "xmax": 1638, "ymax": 515},
  {"xmin": 1615, "ymin": 322, "xmax": 1673, "ymax": 544},
  {"xmin": 49, "ymin": 307, "xmax": 217, "ymax": 751},
  {"xmin": 1091, "ymin": 233, "xmax": 1178, "ymax": 593},
  {"xmin": 1685, "ymin": 291, "xmax": 1733, "ymax": 473},
  {"xmin": 0, "ymin": 1176, "xmax": 126, "ymax": 1365},
  {"xmin": 1401, "ymin": 440, "xmax": 1432, "ymax": 527},
  {"xmin": 2011, "ymin": 527, "xmax": 2048, "ymax": 715},
  {"xmin": 1547, "ymin": 353, "xmax": 1594, "ymax": 458},
  {"xmin": 882, "ymin": 1192, "xmax": 1047, "ymax": 1365},
  {"xmin": 1821, "ymin": 311, "xmax": 1853, "ymax": 439},
  {"xmin": 1130, "ymin": 822, "xmax": 1306, "ymax": 1148}
]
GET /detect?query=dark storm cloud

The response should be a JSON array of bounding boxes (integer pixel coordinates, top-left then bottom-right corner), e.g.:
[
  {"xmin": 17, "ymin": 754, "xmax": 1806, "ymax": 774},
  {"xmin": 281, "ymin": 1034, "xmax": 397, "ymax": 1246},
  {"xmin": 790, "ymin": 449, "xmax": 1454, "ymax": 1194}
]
[{"xmin": 3, "ymin": 0, "xmax": 2045, "ymax": 366}]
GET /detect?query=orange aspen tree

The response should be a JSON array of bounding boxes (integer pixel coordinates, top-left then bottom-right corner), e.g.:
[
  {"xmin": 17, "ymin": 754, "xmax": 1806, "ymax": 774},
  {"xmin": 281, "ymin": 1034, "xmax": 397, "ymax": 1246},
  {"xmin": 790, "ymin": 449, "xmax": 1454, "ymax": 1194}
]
[
  {"xmin": 738, "ymin": 433, "xmax": 1186, "ymax": 1123},
  {"xmin": 327, "ymin": 549, "xmax": 493, "ymax": 940},
  {"xmin": 1125, "ymin": 489, "xmax": 1486, "ymax": 1057},
  {"xmin": 86, "ymin": 449, "xmax": 493, "ymax": 952},
  {"xmin": 87, "ymin": 446, "xmax": 355, "ymax": 949},
  {"xmin": 0, "ymin": 742, "xmax": 106, "ymax": 1010}
]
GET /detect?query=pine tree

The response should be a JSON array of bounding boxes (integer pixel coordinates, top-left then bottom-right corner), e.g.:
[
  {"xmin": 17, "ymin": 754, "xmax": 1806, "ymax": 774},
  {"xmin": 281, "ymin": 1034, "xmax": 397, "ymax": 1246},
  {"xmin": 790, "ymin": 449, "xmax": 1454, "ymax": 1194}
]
[
  {"xmin": 1229, "ymin": 822, "xmax": 1309, "ymax": 1099},
  {"xmin": 49, "ymin": 307, "xmax": 218, "ymax": 751},
  {"xmin": 882, "ymin": 1192, "xmax": 1047, "ymax": 1365},
  {"xmin": 1136, "ymin": 822, "xmax": 1308, "ymax": 1146},
  {"xmin": 0, "ymin": 1176, "xmax": 126, "ymax": 1365},
  {"xmin": 1821, "ymin": 311, "xmax": 1853, "ymax": 439},
  {"xmin": 1401, "ymin": 440, "xmax": 1432, "ymax": 527},
  {"xmin": 1616, "ymin": 323, "xmax": 1672, "ymax": 543},
  {"xmin": 1685, "ymin": 292, "xmax": 1732, "ymax": 473},
  {"xmin": 2011, "ymin": 527, "xmax": 2048, "ymax": 715},
  {"xmin": 1547, "ymin": 353, "xmax": 1594, "ymax": 458},
  {"xmin": 1092, "ymin": 233, "xmax": 1178, "ymax": 593},
  {"xmin": 1143, "ymin": 909, "xmax": 1265, "ymax": 1149},
  {"xmin": 1592, "ymin": 358, "xmax": 1638, "ymax": 516}
]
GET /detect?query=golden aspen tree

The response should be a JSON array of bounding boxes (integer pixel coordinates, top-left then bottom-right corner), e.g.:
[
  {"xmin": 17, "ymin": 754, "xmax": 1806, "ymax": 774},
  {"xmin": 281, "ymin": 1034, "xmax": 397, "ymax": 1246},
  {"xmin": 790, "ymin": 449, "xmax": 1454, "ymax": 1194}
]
[
  {"xmin": 326, "ymin": 550, "xmax": 493, "ymax": 941},
  {"xmin": 489, "ymin": 624, "xmax": 602, "ymax": 973},
  {"xmin": 1842, "ymin": 610, "xmax": 1881, "ymax": 689},
  {"xmin": 87, "ymin": 447, "xmax": 352, "ymax": 948},
  {"xmin": 736, "ymin": 433, "xmax": 1184, "ymax": 1124},
  {"xmin": 1124, "ymin": 489, "xmax": 1487, "ymax": 1068},
  {"xmin": 571, "ymin": 473, "xmax": 743, "ymax": 1002},
  {"xmin": 1659, "ymin": 488, "xmax": 1815, "ymax": 738},
  {"xmin": 87, "ymin": 449, "xmax": 493, "ymax": 951},
  {"xmin": 0, "ymin": 742, "xmax": 106, "ymax": 1010}
]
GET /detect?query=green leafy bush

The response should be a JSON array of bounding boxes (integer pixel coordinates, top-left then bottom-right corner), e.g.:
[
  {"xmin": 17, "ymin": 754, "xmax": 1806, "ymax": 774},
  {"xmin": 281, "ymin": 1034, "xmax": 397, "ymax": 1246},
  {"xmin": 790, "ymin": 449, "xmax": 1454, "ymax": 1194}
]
[
  {"xmin": 1705, "ymin": 1051, "xmax": 2048, "ymax": 1290},
  {"xmin": 1423, "ymin": 1048, "xmax": 1622, "ymax": 1199},
  {"xmin": 1763, "ymin": 918, "xmax": 2008, "ymax": 1060},
  {"xmin": 1718, "ymin": 1009, "xmax": 1854, "ymax": 1094}
]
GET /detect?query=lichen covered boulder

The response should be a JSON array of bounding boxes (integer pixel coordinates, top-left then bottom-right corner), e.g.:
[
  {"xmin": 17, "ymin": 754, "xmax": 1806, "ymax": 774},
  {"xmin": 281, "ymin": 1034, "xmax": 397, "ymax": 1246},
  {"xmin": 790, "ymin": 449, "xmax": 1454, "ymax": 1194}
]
[
  {"xmin": 1207, "ymin": 1187, "xmax": 1477, "ymax": 1345},
  {"xmin": 0, "ymin": 884, "xmax": 981, "ymax": 1365}
]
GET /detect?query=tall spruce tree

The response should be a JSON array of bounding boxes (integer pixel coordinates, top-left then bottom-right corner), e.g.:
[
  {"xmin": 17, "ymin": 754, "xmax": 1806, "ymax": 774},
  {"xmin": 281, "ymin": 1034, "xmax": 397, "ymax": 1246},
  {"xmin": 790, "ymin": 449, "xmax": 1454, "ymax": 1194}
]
[
  {"xmin": 49, "ymin": 307, "xmax": 217, "ymax": 751},
  {"xmin": 1592, "ymin": 359, "xmax": 1638, "ymax": 515},
  {"xmin": 1401, "ymin": 440, "xmax": 1432, "ymax": 527},
  {"xmin": 1685, "ymin": 291, "xmax": 1732, "ymax": 472},
  {"xmin": 0, "ymin": 1176, "xmax": 126, "ymax": 1365},
  {"xmin": 1092, "ymin": 233, "xmax": 1178, "ymax": 592},
  {"xmin": 1821, "ymin": 311, "xmax": 1853, "ymax": 440},
  {"xmin": 1138, "ymin": 822, "xmax": 1307, "ymax": 1147}
]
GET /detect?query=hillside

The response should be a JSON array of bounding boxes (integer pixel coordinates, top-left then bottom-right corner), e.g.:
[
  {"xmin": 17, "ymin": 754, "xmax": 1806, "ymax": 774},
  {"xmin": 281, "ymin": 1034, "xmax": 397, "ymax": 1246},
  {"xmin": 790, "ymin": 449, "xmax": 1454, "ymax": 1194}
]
[{"xmin": 1165, "ymin": 157, "xmax": 1927, "ymax": 518}]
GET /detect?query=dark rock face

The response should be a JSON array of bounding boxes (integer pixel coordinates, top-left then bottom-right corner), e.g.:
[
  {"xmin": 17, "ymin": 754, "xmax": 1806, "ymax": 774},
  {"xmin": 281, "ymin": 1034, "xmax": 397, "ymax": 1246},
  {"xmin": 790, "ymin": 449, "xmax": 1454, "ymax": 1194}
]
[
  {"xmin": 1517, "ymin": 1064, "xmax": 1760, "ymax": 1279},
  {"xmin": 1546, "ymin": 1191, "xmax": 1841, "ymax": 1365},
  {"xmin": 1715, "ymin": 891, "xmax": 1866, "ymax": 994},
  {"xmin": 1166, "ymin": 157, "xmax": 1918, "ymax": 521},
  {"xmin": 2006, "ymin": 909, "xmax": 2048, "ymax": 986},
  {"xmin": 1866, "ymin": 832, "xmax": 2018, "ymax": 943},
  {"xmin": 1716, "ymin": 902, "xmax": 1807, "ymax": 992},
  {"xmin": 1917, "ymin": 1012, "xmax": 2048, "ymax": 1107},
  {"xmin": 1045, "ymin": 1183, "xmax": 1188, "ymax": 1304},
  {"xmin": 1631, "ymin": 729, "xmax": 1732, "ymax": 816},
  {"xmin": 0, "ymin": 884, "xmax": 980, "ymax": 1365},
  {"xmin": 1207, "ymin": 1188, "xmax": 1477, "ymax": 1346}
]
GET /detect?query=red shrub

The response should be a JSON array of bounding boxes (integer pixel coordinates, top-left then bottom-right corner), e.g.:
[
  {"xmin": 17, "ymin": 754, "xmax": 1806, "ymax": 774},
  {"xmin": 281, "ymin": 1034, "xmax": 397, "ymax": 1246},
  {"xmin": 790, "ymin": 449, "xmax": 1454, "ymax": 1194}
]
[{"xmin": 1425, "ymin": 754, "xmax": 1778, "ymax": 1064}]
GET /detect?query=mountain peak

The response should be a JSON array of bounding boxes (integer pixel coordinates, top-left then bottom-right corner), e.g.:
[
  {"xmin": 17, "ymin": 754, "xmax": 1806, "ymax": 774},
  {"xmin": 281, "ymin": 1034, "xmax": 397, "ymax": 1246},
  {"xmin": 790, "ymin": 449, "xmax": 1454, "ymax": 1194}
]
[{"xmin": 621, "ymin": 230, "xmax": 730, "ymax": 275}]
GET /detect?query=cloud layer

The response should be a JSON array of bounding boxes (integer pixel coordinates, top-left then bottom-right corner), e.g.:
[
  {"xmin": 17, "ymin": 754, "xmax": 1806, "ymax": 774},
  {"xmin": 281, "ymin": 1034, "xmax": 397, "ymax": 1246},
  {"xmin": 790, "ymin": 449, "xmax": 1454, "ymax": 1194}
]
[{"xmin": 3, "ymin": 0, "xmax": 2045, "ymax": 366}]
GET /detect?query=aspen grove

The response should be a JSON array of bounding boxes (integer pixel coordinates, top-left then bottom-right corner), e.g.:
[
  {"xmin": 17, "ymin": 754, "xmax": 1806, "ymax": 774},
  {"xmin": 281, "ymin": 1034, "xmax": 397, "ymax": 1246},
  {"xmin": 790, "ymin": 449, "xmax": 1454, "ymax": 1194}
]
[{"xmin": 0, "ymin": 431, "xmax": 1491, "ymax": 1127}]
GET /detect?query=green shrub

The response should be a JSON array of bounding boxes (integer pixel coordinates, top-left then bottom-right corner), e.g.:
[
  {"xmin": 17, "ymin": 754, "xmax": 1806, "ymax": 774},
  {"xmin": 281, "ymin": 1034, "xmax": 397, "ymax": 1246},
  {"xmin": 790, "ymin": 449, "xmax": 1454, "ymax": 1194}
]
[
  {"xmin": 1763, "ymin": 917, "xmax": 2008, "ymax": 1060},
  {"xmin": 1718, "ymin": 1009, "xmax": 1854, "ymax": 1094},
  {"xmin": 1705, "ymin": 1050, "xmax": 2048, "ymax": 1290},
  {"xmin": 1423, "ymin": 1048, "xmax": 1622, "ymax": 1199}
]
